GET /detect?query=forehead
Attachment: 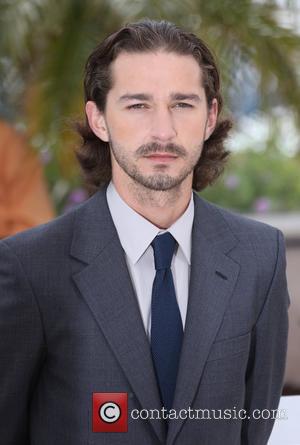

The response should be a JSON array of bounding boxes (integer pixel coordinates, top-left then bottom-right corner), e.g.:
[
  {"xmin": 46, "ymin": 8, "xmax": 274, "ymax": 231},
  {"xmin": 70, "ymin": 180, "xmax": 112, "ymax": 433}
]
[{"xmin": 109, "ymin": 50, "xmax": 203, "ymax": 94}]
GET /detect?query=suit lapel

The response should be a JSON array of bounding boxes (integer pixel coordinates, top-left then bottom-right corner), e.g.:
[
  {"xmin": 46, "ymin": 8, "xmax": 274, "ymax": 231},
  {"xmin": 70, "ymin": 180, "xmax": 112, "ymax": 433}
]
[
  {"xmin": 70, "ymin": 188, "xmax": 166, "ymax": 444},
  {"xmin": 167, "ymin": 194, "xmax": 240, "ymax": 445}
]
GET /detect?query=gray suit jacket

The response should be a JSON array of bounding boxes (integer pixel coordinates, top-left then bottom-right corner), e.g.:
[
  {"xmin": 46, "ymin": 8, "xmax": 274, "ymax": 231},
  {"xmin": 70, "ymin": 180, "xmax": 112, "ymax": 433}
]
[{"xmin": 0, "ymin": 187, "xmax": 289, "ymax": 445}]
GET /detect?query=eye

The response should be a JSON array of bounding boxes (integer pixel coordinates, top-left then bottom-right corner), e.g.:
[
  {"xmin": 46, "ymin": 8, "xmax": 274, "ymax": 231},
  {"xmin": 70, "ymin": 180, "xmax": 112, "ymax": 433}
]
[
  {"xmin": 127, "ymin": 103, "xmax": 147, "ymax": 109},
  {"xmin": 173, "ymin": 102, "xmax": 193, "ymax": 108}
]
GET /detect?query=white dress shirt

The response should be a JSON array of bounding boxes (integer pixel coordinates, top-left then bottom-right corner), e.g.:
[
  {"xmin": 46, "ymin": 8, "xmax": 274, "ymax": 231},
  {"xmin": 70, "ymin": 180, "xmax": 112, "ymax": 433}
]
[{"xmin": 106, "ymin": 181, "xmax": 194, "ymax": 339}]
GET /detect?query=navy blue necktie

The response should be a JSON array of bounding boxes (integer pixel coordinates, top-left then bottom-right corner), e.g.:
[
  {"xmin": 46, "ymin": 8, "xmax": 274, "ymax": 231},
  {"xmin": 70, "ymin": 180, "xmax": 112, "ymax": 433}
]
[{"xmin": 150, "ymin": 232, "xmax": 183, "ymax": 412}]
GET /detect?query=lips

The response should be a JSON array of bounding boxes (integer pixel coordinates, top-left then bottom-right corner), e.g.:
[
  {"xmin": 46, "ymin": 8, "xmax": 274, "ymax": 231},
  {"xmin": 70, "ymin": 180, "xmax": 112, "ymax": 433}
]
[{"xmin": 144, "ymin": 153, "xmax": 178, "ymax": 161}]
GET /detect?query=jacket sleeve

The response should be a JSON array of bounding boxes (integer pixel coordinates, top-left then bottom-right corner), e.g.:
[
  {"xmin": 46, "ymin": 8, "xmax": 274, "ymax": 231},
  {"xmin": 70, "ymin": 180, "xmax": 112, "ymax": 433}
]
[
  {"xmin": 241, "ymin": 229, "xmax": 290, "ymax": 445},
  {"xmin": 0, "ymin": 240, "xmax": 46, "ymax": 444}
]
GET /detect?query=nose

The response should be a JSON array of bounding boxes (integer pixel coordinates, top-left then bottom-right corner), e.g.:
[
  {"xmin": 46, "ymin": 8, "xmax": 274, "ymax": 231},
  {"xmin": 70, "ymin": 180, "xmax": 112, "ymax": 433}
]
[{"xmin": 149, "ymin": 106, "xmax": 177, "ymax": 142}]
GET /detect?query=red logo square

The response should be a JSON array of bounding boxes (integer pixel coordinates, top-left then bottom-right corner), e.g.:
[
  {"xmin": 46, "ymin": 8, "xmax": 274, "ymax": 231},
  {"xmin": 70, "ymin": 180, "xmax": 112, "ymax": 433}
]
[{"xmin": 92, "ymin": 392, "xmax": 128, "ymax": 432}]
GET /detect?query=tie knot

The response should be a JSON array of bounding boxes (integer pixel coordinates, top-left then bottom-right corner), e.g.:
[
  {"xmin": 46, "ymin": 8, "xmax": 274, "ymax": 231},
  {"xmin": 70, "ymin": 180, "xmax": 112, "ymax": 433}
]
[{"xmin": 151, "ymin": 232, "xmax": 177, "ymax": 270}]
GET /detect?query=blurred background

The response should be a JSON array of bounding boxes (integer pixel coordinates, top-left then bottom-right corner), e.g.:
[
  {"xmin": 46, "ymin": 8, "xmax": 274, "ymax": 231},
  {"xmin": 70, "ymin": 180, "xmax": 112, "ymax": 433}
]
[{"xmin": 0, "ymin": 0, "xmax": 299, "ymax": 392}]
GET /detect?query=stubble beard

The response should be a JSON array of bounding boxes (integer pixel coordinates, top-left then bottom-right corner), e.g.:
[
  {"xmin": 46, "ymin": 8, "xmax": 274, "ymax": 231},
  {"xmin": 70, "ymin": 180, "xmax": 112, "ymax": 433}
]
[{"xmin": 109, "ymin": 140, "xmax": 203, "ymax": 192}]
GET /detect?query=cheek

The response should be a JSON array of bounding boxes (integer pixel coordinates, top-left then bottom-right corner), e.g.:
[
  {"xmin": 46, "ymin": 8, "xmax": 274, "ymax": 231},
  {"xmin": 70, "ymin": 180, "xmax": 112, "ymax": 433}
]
[
  {"xmin": 107, "ymin": 113, "xmax": 149, "ymax": 144},
  {"xmin": 175, "ymin": 115, "xmax": 207, "ymax": 144}
]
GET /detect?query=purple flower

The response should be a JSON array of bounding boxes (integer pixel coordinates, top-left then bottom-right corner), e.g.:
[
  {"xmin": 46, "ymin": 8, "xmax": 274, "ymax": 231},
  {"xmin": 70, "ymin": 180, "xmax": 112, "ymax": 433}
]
[
  {"xmin": 39, "ymin": 148, "xmax": 52, "ymax": 165},
  {"xmin": 253, "ymin": 197, "xmax": 271, "ymax": 213},
  {"xmin": 62, "ymin": 188, "xmax": 88, "ymax": 213},
  {"xmin": 68, "ymin": 188, "xmax": 88, "ymax": 205},
  {"xmin": 224, "ymin": 174, "xmax": 240, "ymax": 189}
]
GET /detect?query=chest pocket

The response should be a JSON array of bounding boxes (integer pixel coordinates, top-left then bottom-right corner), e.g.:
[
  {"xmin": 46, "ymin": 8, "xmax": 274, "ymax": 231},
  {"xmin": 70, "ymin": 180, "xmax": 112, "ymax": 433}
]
[{"xmin": 206, "ymin": 331, "xmax": 251, "ymax": 362}]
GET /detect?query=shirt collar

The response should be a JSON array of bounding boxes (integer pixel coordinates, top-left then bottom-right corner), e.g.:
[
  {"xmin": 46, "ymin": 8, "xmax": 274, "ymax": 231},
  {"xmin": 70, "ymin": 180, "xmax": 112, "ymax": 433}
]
[{"xmin": 106, "ymin": 181, "xmax": 194, "ymax": 265}]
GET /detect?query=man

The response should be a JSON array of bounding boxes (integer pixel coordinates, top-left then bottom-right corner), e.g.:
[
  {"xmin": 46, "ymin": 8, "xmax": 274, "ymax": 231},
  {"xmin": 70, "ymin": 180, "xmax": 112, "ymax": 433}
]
[{"xmin": 0, "ymin": 19, "xmax": 289, "ymax": 445}]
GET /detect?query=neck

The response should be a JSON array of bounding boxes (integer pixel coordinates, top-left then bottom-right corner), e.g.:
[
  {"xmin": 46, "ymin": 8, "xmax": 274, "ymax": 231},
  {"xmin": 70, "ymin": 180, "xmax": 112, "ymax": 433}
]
[{"xmin": 112, "ymin": 175, "xmax": 193, "ymax": 229}]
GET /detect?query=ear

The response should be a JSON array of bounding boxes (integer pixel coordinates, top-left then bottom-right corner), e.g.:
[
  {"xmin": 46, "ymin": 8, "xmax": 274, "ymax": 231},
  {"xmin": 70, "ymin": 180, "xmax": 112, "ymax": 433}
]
[
  {"xmin": 85, "ymin": 101, "xmax": 109, "ymax": 142},
  {"xmin": 204, "ymin": 98, "xmax": 218, "ymax": 141}
]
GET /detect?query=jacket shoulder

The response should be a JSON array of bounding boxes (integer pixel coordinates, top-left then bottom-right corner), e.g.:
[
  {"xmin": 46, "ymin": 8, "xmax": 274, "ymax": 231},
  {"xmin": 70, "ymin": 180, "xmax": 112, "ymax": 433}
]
[
  {"xmin": 0, "ymin": 195, "xmax": 93, "ymax": 257},
  {"xmin": 198, "ymin": 194, "xmax": 280, "ymax": 241},
  {"xmin": 1, "ymin": 207, "xmax": 74, "ymax": 252},
  {"xmin": 195, "ymin": 194, "xmax": 284, "ymax": 272}
]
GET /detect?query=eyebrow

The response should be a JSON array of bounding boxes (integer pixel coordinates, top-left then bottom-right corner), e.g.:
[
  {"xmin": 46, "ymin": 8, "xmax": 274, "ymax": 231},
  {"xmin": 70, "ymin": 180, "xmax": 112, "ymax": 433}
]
[
  {"xmin": 118, "ymin": 94, "xmax": 150, "ymax": 102},
  {"xmin": 170, "ymin": 93, "xmax": 201, "ymax": 102},
  {"xmin": 118, "ymin": 93, "xmax": 201, "ymax": 102}
]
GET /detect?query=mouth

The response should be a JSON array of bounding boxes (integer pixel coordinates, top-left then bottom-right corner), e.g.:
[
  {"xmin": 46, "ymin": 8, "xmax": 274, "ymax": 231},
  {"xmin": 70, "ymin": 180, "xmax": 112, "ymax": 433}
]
[{"xmin": 144, "ymin": 153, "xmax": 179, "ymax": 162}]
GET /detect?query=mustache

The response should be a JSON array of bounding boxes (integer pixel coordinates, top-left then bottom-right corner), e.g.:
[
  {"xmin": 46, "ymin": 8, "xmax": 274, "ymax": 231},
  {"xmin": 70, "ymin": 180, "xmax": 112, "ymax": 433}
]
[{"xmin": 136, "ymin": 142, "xmax": 187, "ymax": 158}]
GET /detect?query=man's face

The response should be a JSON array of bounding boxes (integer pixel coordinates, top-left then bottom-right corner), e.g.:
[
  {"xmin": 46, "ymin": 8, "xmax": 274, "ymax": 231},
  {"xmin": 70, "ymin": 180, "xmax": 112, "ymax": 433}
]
[{"xmin": 87, "ymin": 50, "xmax": 218, "ymax": 191}]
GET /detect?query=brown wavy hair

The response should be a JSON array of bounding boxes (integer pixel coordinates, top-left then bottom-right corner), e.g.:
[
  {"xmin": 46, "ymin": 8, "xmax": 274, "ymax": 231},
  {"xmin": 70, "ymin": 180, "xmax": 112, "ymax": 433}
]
[{"xmin": 75, "ymin": 19, "xmax": 232, "ymax": 194}]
